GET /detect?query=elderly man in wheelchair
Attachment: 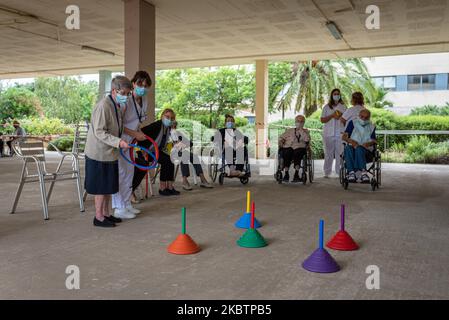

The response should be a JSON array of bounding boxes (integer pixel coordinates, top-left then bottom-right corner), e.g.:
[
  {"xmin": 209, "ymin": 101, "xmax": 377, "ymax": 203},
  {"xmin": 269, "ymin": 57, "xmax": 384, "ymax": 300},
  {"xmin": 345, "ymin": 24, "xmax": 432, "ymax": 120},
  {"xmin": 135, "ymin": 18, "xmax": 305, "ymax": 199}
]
[
  {"xmin": 277, "ymin": 115, "xmax": 311, "ymax": 183},
  {"xmin": 341, "ymin": 109, "xmax": 378, "ymax": 184}
]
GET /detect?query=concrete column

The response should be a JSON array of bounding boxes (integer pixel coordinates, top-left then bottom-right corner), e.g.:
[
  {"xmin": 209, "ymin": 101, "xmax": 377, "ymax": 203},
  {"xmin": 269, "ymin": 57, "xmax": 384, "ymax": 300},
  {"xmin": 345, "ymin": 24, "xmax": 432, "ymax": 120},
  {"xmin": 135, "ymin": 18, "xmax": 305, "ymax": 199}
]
[
  {"xmin": 98, "ymin": 70, "xmax": 112, "ymax": 101},
  {"xmin": 255, "ymin": 60, "xmax": 269, "ymax": 159},
  {"xmin": 124, "ymin": 0, "xmax": 156, "ymax": 122}
]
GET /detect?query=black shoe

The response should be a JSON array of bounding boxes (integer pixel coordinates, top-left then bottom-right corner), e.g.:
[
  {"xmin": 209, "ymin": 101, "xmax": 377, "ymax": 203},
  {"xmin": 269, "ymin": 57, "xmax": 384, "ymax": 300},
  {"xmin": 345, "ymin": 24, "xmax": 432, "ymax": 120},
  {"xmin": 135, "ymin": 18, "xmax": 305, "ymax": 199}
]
[
  {"xmin": 105, "ymin": 215, "xmax": 122, "ymax": 223},
  {"xmin": 169, "ymin": 188, "xmax": 181, "ymax": 196},
  {"xmin": 292, "ymin": 171, "xmax": 301, "ymax": 183},
  {"xmin": 283, "ymin": 171, "xmax": 290, "ymax": 182},
  {"xmin": 159, "ymin": 189, "xmax": 171, "ymax": 196},
  {"xmin": 93, "ymin": 217, "xmax": 115, "ymax": 228}
]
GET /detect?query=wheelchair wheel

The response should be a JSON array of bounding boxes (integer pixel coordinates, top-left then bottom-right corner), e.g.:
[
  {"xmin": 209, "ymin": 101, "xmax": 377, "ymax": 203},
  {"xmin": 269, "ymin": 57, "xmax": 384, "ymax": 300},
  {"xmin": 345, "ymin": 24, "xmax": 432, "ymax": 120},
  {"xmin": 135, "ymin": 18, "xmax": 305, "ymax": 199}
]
[
  {"xmin": 240, "ymin": 177, "xmax": 249, "ymax": 185},
  {"xmin": 343, "ymin": 179, "xmax": 349, "ymax": 190},
  {"xmin": 275, "ymin": 170, "xmax": 283, "ymax": 184},
  {"xmin": 308, "ymin": 158, "xmax": 314, "ymax": 183},
  {"xmin": 371, "ymin": 178, "xmax": 377, "ymax": 191},
  {"xmin": 376, "ymin": 154, "xmax": 382, "ymax": 187},
  {"xmin": 302, "ymin": 171, "xmax": 307, "ymax": 185},
  {"xmin": 208, "ymin": 149, "xmax": 218, "ymax": 182},
  {"xmin": 218, "ymin": 172, "xmax": 225, "ymax": 185}
]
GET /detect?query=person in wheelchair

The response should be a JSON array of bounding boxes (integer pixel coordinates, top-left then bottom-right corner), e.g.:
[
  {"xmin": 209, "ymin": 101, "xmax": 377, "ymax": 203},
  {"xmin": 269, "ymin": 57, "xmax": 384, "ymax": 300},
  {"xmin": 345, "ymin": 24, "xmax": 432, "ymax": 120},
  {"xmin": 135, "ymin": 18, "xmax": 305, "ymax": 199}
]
[
  {"xmin": 342, "ymin": 109, "xmax": 377, "ymax": 183},
  {"xmin": 278, "ymin": 115, "xmax": 311, "ymax": 183},
  {"xmin": 212, "ymin": 114, "xmax": 249, "ymax": 178}
]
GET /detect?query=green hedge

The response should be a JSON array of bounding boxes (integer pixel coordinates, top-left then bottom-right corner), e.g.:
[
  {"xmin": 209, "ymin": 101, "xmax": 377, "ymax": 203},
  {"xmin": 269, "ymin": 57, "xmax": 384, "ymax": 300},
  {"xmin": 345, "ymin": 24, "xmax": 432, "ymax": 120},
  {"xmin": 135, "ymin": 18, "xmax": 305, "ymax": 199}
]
[
  {"xmin": 20, "ymin": 117, "xmax": 73, "ymax": 135},
  {"xmin": 47, "ymin": 135, "xmax": 74, "ymax": 152}
]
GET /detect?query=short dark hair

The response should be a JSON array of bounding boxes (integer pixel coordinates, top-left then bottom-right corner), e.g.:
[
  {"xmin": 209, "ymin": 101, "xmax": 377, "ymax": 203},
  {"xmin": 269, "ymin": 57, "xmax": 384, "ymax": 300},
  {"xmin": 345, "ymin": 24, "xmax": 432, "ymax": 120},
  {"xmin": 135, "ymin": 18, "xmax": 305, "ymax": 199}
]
[
  {"xmin": 352, "ymin": 92, "xmax": 364, "ymax": 106},
  {"xmin": 131, "ymin": 70, "xmax": 152, "ymax": 88},
  {"xmin": 224, "ymin": 114, "xmax": 235, "ymax": 123}
]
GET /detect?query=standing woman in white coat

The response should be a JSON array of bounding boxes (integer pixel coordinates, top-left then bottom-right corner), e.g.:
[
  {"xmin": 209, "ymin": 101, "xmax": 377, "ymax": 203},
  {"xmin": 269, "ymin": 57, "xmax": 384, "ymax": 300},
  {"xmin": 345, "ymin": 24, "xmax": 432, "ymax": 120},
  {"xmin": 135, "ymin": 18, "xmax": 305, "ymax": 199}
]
[
  {"xmin": 112, "ymin": 71, "xmax": 152, "ymax": 219},
  {"xmin": 320, "ymin": 88, "xmax": 347, "ymax": 178}
]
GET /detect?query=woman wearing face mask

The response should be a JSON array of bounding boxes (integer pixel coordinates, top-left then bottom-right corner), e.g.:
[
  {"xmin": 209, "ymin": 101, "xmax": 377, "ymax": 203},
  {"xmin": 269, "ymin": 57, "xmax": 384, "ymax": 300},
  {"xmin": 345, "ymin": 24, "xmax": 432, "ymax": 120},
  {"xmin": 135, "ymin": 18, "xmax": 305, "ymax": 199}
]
[
  {"xmin": 320, "ymin": 89, "xmax": 347, "ymax": 178},
  {"xmin": 278, "ymin": 115, "xmax": 311, "ymax": 183},
  {"xmin": 132, "ymin": 108, "xmax": 179, "ymax": 196},
  {"xmin": 112, "ymin": 71, "xmax": 151, "ymax": 219},
  {"xmin": 84, "ymin": 76, "xmax": 132, "ymax": 228},
  {"xmin": 213, "ymin": 115, "xmax": 248, "ymax": 177},
  {"xmin": 342, "ymin": 109, "xmax": 377, "ymax": 183}
]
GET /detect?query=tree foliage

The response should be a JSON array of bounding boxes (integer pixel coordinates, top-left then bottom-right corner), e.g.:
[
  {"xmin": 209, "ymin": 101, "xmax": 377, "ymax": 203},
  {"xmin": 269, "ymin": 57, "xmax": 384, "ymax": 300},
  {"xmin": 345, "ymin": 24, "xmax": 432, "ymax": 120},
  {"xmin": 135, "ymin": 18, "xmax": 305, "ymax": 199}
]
[{"xmin": 0, "ymin": 87, "xmax": 43, "ymax": 122}]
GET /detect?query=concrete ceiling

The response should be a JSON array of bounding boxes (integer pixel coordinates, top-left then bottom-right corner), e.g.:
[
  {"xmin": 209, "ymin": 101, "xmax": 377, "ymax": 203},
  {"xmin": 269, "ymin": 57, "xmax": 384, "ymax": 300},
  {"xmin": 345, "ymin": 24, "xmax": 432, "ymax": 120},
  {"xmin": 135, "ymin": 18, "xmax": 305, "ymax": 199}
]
[{"xmin": 0, "ymin": 0, "xmax": 449, "ymax": 78}]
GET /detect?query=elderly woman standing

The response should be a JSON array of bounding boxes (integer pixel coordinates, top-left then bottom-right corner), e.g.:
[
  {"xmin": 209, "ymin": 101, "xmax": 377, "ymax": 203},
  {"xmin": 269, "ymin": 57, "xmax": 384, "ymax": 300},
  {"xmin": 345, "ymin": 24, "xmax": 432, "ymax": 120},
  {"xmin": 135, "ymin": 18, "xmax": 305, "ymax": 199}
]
[{"xmin": 85, "ymin": 76, "xmax": 132, "ymax": 228}]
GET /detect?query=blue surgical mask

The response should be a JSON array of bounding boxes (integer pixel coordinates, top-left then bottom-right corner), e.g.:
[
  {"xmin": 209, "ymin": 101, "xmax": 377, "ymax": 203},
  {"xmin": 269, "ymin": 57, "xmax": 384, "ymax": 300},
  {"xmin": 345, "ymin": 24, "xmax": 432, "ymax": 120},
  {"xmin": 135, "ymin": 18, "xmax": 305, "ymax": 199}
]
[
  {"xmin": 359, "ymin": 119, "xmax": 369, "ymax": 126},
  {"xmin": 333, "ymin": 95, "xmax": 341, "ymax": 102},
  {"xmin": 226, "ymin": 122, "xmax": 234, "ymax": 129},
  {"xmin": 162, "ymin": 117, "xmax": 172, "ymax": 127},
  {"xmin": 116, "ymin": 93, "xmax": 128, "ymax": 105},
  {"xmin": 135, "ymin": 86, "xmax": 147, "ymax": 97}
]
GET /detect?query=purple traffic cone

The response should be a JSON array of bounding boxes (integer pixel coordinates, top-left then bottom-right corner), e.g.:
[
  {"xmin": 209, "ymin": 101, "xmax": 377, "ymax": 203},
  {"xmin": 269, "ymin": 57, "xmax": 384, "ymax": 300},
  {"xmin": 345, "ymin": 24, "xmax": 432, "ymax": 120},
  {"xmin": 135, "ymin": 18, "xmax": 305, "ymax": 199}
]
[{"xmin": 302, "ymin": 220, "xmax": 340, "ymax": 273}]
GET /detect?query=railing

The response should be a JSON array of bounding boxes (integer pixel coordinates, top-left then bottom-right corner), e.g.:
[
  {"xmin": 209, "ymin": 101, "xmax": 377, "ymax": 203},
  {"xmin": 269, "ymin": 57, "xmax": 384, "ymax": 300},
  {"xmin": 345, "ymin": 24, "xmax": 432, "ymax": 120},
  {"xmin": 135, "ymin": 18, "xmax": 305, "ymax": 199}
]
[{"xmin": 377, "ymin": 130, "xmax": 449, "ymax": 150}]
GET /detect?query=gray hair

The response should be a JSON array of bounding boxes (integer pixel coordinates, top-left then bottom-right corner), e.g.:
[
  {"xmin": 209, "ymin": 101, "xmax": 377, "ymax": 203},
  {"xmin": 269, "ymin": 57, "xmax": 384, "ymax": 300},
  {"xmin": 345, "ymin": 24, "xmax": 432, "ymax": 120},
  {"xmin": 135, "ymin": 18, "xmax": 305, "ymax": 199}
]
[{"xmin": 111, "ymin": 75, "xmax": 132, "ymax": 91}]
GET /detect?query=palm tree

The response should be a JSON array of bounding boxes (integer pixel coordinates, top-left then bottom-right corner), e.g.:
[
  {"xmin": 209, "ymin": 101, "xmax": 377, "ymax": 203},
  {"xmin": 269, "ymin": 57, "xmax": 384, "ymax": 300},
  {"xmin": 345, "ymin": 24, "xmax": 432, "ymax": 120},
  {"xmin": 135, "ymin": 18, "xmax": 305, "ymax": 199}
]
[{"xmin": 274, "ymin": 58, "xmax": 379, "ymax": 117}]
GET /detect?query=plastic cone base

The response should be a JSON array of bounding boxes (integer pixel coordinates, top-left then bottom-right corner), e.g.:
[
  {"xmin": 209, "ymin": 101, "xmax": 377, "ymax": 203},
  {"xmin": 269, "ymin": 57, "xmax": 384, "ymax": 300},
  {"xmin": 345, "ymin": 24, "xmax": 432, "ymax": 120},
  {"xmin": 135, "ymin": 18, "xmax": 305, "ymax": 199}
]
[
  {"xmin": 302, "ymin": 248, "xmax": 340, "ymax": 273},
  {"xmin": 167, "ymin": 234, "xmax": 201, "ymax": 255},
  {"xmin": 235, "ymin": 213, "xmax": 262, "ymax": 229},
  {"xmin": 237, "ymin": 228, "xmax": 267, "ymax": 248},
  {"xmin": 326, "ymin": 230, "xmax": 359, "ymax": 251}
]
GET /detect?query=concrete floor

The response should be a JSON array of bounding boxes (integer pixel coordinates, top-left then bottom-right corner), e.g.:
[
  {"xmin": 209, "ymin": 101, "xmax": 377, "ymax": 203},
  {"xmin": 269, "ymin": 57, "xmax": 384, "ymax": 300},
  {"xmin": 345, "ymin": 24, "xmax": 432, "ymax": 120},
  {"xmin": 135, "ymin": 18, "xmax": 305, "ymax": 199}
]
[{"xmin": 0, "ymin": 153, "xmax": 448, "ymax": 300}]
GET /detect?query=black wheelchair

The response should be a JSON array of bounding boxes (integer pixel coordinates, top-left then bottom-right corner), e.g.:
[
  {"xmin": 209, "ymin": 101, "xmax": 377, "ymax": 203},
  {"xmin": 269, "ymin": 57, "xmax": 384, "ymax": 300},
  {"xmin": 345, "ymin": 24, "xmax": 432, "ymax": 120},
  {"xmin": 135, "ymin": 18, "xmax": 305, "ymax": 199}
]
[
  {"xmin": 208, "ymin": 136, "xmax": 251, "ymax": 185},
  {"xmin": 339, "ymin": 143, "xmax": 381, "ymax": 191},
  {"xmin": 274, "ymin": 143, "xmax": 314, "ymax": 185}
]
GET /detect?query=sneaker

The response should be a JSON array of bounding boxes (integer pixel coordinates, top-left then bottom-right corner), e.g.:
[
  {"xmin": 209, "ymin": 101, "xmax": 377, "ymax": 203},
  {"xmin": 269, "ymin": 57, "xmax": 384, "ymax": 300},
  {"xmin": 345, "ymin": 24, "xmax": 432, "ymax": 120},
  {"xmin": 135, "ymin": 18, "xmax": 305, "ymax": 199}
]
[
  {"xmin": 104, "ymin": 215, "xmax": 122, "ymax": 223},
  {"xmin": 159, "ymin": 189, "xmax": 171, "ymax": 196},
  {"xmin": 230, "ymin": 170, "xmax": 242, "ymax": 177},
  {"xmin": 168, "ymin": 188, "xmax": 181, "ymax": 196},
  {"xmin": 292, "ymin": 171, "xmax": 301, "ymax": 183},
  {"xmin": 182, "ymin": 182, "xmax": 193, "ymax": 191},
  {"xmin": 283, "ymin": 171, "xmax": 290, "ymax": 182},
  {"xmin": 361, "ymin": 173, "xmax": 370, "ymax": 184},
  {"xmin": 93, "ymin": 217, "xmax": 115, "ymax": 228},
  {"xmin": 200, "ymin": 182, "xmax": 213, "ymax": 189},
  {"xmin": 113, "ymin": 208, "xmax": 136, "ymax": 219},
  {"xmin": 126, "ymin": 205, "xmax": 141, "ymax": 215},
  {"xmin": 347, "ymin": 171, "xmax": 357, "ymax": 183}
]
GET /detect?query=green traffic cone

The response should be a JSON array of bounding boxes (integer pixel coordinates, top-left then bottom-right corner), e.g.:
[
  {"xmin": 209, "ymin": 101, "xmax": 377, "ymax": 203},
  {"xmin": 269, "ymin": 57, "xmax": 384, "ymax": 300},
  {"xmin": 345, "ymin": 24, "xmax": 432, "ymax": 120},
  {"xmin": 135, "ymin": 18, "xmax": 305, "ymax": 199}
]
[
  {"xmin": 237, "ymin": 228, "xmax": 267, "ymax": 248},
  {"xmin": 237, "ymin": 201, "xmax": 267, "ymax": 248}
]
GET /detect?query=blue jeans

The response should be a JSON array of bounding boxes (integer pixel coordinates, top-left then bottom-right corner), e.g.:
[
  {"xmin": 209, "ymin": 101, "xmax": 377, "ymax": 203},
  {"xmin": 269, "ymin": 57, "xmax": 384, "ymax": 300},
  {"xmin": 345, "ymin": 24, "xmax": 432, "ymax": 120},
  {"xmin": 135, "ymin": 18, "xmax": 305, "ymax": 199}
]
[{"xmin": 344, "ymin": 145, "xmax": 367, "ymax": 172}]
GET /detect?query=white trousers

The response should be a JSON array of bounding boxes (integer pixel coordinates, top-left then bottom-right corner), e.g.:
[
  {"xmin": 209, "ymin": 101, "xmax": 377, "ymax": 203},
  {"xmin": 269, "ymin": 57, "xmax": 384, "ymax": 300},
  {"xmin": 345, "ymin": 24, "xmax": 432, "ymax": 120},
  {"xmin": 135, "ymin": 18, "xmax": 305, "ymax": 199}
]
[
  {"xmin": 323, "ymin": 136, "xmax": 343, "ymax": 176},
  {"xmin": 112, "ymin": 154, "xmax": 134, "ymax": 209}
]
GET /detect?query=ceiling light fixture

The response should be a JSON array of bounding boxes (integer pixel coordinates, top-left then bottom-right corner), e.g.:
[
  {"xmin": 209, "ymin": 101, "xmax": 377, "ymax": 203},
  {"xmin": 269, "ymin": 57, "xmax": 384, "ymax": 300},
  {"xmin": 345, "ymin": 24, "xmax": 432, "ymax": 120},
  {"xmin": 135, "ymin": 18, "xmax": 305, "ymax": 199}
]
[
  {"xmin": 326, "ymin": 21, "xmax": 343, "ymax": 40},
  {"xmin": 81, "ymin": 45, "xmax": 115, "ymax": 57}
]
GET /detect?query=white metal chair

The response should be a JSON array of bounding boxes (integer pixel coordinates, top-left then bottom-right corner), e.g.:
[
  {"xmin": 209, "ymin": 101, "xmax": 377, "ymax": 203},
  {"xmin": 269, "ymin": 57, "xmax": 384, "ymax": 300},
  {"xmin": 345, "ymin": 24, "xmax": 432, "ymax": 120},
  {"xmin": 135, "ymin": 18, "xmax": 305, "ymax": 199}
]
[
  {"xmin": 10, "ymin": 137, "xmax": 84, "ymax": 220},
  {"xmin": 71, "ymin": 124, "xmax": 89, "ymax": 201}
]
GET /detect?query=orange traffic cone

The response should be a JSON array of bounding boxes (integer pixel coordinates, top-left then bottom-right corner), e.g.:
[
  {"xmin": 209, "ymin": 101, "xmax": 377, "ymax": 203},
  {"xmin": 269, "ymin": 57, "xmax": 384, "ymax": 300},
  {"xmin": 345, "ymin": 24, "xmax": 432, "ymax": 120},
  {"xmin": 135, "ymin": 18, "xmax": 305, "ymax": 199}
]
[{"xmin": 167, "ymin": 207, "xmax": 201, "ymax": 255}]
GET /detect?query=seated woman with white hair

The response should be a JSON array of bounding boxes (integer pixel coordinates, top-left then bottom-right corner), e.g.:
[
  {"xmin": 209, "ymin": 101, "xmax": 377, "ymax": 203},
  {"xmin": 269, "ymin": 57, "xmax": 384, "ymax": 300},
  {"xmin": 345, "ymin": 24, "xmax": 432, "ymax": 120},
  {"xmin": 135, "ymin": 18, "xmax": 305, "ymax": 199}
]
[
  {"xmin": 278, "ymin": 115, "xmax": 311, "ymax": 183},
  {"xmin": 342, "ymin": 109, "xmax": 377, "ymax": 183}
]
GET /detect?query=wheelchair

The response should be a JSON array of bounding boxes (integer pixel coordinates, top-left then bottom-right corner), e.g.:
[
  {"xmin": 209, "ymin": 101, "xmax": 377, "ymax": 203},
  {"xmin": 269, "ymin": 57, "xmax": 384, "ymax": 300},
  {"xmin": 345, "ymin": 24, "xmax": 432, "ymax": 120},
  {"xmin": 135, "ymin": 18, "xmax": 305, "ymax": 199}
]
[
  {"xmin": 339, "ymin": 143, "xmax": 381, "ymax": 191},
  {"xmin": 208, "ymin": 136, "xmax": 251, "ymax": 185},
  {"xmin": 274, "ymin": 143, "xmax": 314, "ymax": 185}
]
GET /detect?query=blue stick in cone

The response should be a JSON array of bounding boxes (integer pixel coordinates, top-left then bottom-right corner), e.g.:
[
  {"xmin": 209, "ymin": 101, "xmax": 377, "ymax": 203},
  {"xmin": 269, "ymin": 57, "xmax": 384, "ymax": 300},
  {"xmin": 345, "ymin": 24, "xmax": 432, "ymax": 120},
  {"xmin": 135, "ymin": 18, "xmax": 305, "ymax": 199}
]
[
  {"xmin": 235, "ymin": 190, "xmax": 261, "ymax": 229},
  {"xmin": 302, "ymin": 219, "xmax": 340, "ymax": 273}
]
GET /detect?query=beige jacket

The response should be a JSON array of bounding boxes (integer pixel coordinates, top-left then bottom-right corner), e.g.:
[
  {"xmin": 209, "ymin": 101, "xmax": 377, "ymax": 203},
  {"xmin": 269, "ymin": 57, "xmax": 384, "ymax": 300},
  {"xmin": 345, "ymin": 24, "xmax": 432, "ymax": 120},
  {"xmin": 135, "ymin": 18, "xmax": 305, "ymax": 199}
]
[
  {"xmin": 279, "ymin": 128, "xmax": 310, "ymax": 149},
  {"xmin": 85, "ymin": 96, "xmax": 123, "ymax": 162}
]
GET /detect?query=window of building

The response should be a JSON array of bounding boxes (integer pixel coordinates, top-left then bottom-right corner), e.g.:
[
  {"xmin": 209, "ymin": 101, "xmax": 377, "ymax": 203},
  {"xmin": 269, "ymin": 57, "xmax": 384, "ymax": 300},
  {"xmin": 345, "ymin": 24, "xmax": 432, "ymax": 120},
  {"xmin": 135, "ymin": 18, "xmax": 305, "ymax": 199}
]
[
  {"xmin": 407, "ymin": 74, "xmax": 436, "ymax": 91},
  {"xmin": 372, "ymin": 76, "xmax": 396, "ymax": 91}
]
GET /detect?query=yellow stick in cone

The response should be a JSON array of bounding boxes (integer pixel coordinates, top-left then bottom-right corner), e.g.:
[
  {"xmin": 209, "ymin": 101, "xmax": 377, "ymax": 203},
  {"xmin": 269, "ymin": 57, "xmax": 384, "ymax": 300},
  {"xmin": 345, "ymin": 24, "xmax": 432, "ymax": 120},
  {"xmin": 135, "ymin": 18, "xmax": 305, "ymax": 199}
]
[{"xmin": 246, "ymin": 191, "xmax": 251, "ymax": 213}]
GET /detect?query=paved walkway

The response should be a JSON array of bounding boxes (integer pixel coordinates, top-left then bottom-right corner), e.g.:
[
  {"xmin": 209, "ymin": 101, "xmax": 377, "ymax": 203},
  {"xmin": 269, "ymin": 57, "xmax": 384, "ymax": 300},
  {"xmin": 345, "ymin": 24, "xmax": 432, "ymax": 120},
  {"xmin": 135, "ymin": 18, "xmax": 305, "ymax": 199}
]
[{"xmin": 0, "ymin": 154, "xmax": 448, "ymax": 299}]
